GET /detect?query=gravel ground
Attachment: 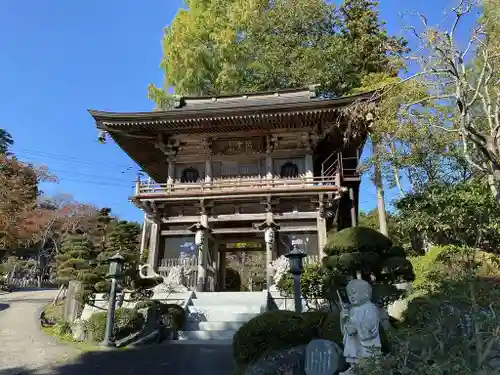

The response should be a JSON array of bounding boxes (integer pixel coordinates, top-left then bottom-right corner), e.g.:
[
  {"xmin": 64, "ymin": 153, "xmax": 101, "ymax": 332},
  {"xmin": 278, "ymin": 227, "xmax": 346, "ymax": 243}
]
[
  {"xmin": 0, "ymin": 290, "xmax": 237, "ymax": 375},
  {"xmin": 0, "ymin": 290, "xmax": 79, "ymax": 375}
]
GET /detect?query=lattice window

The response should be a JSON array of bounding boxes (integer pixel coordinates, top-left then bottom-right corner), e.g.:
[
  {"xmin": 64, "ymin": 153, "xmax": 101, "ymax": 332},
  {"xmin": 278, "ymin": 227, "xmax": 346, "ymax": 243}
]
[
  {"xmin": 181, "ymin": 167, "xmax": 200, "ymax": 183},
  {"xmin": 280, "ymin": 162, "xmax": 299, "ymax": 178}
]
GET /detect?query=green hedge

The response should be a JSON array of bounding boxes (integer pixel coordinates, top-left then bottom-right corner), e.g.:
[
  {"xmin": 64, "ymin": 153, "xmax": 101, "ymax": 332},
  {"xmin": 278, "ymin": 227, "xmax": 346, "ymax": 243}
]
[
  {"xmin": 232, "ymin": 310, "xmax": 314, "ymax": 366},
  {"xmin": 233, "ymin": 309, "xmax": 393, "ymax": 368},
  {"xmin": 86, "ymin": 308, "xmax": 144, "ymax": 343}
]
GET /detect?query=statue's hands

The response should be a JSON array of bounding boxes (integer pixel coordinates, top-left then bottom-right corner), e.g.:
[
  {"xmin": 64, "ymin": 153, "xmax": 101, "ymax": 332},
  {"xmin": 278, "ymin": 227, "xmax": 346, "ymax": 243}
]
[{"xmin": 340, "ymin": 307, "xmax": 349, "ymax": 321}]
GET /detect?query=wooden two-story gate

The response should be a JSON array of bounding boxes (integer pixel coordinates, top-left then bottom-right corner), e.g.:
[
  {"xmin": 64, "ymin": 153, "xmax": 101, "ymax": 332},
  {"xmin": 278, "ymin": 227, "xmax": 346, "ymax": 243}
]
[{"xmin": 89, "ymin": 86, "xmax": 372, "ymax": 292}]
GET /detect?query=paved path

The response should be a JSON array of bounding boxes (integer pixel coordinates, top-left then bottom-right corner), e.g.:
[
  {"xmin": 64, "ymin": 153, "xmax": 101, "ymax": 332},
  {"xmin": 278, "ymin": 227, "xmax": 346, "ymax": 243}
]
[
  {"xmin": 0, "ymin": 290, "xmax": 79, "ymax": 375},
  {"xmin": 28, "ymin": 343, "xmax": 237, "ymax": 375},
  {"xmin": 0, "ymin": 290, "xmax": 237, "ymax": 375}
]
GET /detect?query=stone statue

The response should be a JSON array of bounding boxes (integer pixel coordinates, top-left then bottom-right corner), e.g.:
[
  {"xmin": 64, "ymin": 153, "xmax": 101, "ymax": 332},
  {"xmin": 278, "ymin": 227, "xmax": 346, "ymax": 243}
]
[{"xmin": 339, "ymin": 279, "xmax": 381, "ymax": 375}]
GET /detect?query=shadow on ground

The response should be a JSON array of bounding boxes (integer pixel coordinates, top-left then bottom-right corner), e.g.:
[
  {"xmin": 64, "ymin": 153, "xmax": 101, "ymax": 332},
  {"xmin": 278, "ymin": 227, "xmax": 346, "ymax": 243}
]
[
  {"xmin": 0, "ymin": 303, "xmax": 9, "ymax": 312},
  {"xmin": 1, "ymin": 344, "xmax": 237, "ymax": 375}
]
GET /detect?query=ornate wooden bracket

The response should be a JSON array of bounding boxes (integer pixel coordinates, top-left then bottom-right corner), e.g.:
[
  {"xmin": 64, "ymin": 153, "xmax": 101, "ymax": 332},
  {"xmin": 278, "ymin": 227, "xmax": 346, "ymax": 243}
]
[
  {"xmin": 202, "ymin": 137, "xmax": 213, "ymax": 156},
  {"xmin": 301, "ymin": 132, "xmax": 320, "ymax": 153},
  {"xmin": 195, "ymin": 199, "xmax": 214, "ymax": 216},
  {"xmin": 260, "ymin": 195, "xmax": 279, "ymax": 213},
  {"xmin": 266, "ymin": 134, "xmax": 281, "ymax": 153},
  {"xmin": 131, "ymin": 198, "xmax": 161, "ymax": 224},
  {"xmin": 189, "ymin": 222, "xmax": 211, "ymax": 233},
  {"xmin": 155, "ymin": 133, "xmax": 181, "ymax": 158}
]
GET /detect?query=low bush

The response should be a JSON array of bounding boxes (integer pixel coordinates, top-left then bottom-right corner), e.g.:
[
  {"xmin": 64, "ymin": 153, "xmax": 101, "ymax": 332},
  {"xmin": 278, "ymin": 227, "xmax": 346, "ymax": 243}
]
[
  {"xmin": 232, "ymin": 310, "xmax": 314, "ymax": 366},
  {"xmin": 86, "ymin": 308, "xmax": 144, "ymax": 343},
  {"xmin": 159, "ymin": 303, "xmax": 186, "ymax": 330},
  {"xmin": 134, "ymin": 301, "xmax": 186, "ymax": 330},
  {"xmin": 277, "ymin": 264, "xmax": 327, "ymax": 307}
]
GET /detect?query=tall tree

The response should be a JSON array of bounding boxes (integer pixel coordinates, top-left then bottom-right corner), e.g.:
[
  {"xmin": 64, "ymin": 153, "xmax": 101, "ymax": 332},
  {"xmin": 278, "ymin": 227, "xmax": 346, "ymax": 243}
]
[
  {"xmin": 149, "ymin": 0, "xmax": 406, "ymax": 103},
  {"xmin": 0, "ymin": 157, "xmax": 55, "ymax": 249},
  {"xmin": 397, "ymin": 0, "xmax": 500, "ymax": 202},
  {"xmin": 95, "ymin": 220, "xmax": 140, "ymax": 291},
  {"xmin": 0, "ymin": 129, "xmax": 14, "ymax": 155},
  {"xmin": 54, "ymin": 232, "xmax": 101, "ymax": 298}
]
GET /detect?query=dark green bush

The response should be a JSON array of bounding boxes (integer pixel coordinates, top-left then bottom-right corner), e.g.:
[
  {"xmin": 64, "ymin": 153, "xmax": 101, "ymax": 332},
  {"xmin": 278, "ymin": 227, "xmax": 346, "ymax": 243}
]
[
  {"xmin": 302, "ymin": 311, "xmax": 342, "ymax": 345},
  {"xmin": 134, "ymin": 301, "xmax": 186, "ymax": 331},
  {"xmin": 277, "ymin": 264, "xmax": 326, "ymax": 301},
  {"xmin": 86, "ymin": 308, "xmax": 144, "ymax": 343},
  {"xmin": 324, "ymin": 226, "xmax": 393, "ymax": 256},
  {"xmin": 232, "ymin": 310, "xmax": 314, "ymax": 366},
  {"xmin": 159, "ymin": 303, "xmax": 186, "ymax": 330}
]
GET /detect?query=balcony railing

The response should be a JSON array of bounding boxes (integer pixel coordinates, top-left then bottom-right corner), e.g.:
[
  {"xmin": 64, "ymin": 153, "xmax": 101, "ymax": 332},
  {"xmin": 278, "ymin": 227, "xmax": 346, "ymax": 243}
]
[{"xmin": 135, "ymin": 175, "xmax": 342, "ymax": 196}]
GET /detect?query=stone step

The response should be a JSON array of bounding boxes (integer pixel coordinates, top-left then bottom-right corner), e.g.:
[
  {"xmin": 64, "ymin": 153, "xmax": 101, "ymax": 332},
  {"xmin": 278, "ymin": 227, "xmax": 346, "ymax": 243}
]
[
  {"xmin": 168, "ymin": 339, "xmax": 233, "ymax": 346},
  {"xmin": 186, "ymin": 321, "xmax": 246, "ymax": 331},
  {"xmin": 187, "ymin": 312, "xmax": 258, "ymax": 322},
  {"xmin": 188, "ymin": 304, "xmax": 261, "ymax": 315},
  {"xmin": 179, "ymin": 330, "xmax": 236, "ymax": 341},
  {"xmin": 193, "ymin": 291, "xmax": 264, "ymax": 303}
]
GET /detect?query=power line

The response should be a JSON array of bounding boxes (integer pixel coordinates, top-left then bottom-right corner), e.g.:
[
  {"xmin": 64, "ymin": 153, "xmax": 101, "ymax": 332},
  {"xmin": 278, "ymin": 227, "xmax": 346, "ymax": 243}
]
[
  {"xmin": 54, "ymin": 178, "xmax": 135, "ymax": 189},
  {"xmin": 17, "ymin": 154, "xmax": 138, "ymax": 173},
  {"xmin": 48, "ymin": 168, "xmax": 135, "ymax": 183},
  {"xmin": 15, "ymin": 148, "xmax": 136, "ymax": 169}
]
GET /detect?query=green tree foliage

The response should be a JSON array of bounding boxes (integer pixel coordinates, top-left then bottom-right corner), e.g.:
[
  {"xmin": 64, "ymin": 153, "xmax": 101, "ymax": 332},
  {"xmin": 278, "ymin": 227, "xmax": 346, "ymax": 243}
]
[
  {"xmin": 277, "ymin": 263, "xmax": 328, "ymax": 309},
  {"xmin": 149, "ymin": 0, "xmax": 407, "ymax": 102},
  {"xmin": 54, "ymin": 233, "xmax": 100, "ymax": 290},
  {"xmin": 394, "ymin": 179, "xmax": 500, "ymax": 252},
  {"xmin": 322, "ymin": 226, "xmax": 414, "ymax": 305},
  {"xmin": 0, "ymin": 129, "xmax": 14, "ymax": 155},
  {"xmin": 94, "ymin": 220, "xmax": 140, "ymax": 291}
]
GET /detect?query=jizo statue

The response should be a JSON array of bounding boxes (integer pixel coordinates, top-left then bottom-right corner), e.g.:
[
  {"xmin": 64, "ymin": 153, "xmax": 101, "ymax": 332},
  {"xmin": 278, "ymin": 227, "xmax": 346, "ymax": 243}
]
[{"xmin": 339, "ymin": 279, "xmax": 382, "ymax": 375}]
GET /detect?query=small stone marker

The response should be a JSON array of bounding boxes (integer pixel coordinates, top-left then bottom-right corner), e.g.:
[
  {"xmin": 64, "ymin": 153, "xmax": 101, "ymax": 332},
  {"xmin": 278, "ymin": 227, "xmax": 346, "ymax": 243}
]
[
  {"xmin": 305, "ymin": 339, "xmax": 341, "ymax": 375},
  {"xmin": 63, "ymin": 280, "xmax": 83, "ymax": 322}
]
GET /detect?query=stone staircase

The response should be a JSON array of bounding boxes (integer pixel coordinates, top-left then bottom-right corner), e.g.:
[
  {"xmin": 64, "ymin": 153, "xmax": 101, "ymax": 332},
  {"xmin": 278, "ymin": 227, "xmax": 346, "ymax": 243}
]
[{"xmin": 175, "ymin": 291, "xmax": 265, "ymax": 345}]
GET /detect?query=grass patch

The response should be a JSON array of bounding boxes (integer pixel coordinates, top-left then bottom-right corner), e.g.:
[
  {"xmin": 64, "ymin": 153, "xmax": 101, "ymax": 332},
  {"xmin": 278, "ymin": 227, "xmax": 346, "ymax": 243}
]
[
  {"xmin": 41, "ymin": 302, "xmax": 130, "ymax": 352},
  {"xmin": 42, "ymin": 324, "xmax": 105, "ymax": 353}
]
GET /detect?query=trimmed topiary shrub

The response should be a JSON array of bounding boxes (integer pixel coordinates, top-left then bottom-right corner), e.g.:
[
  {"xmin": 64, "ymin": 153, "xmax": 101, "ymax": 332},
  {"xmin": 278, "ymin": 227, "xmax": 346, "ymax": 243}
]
[
  {"xmin": 86, "ymin": 308, "xmax": 144, "ymax": 343},
  {"xmin": 323, "ymin": 226, "xmax": 414, "ymax": 305},
  {"xmin": 232, "ymin": 310, "xmax": 314, "ymax": 366}
]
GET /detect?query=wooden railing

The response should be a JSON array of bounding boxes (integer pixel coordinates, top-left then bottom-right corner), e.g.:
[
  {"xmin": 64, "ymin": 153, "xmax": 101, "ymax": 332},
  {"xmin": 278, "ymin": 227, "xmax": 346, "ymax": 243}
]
[{"xmin": 136, "ymin": 175, "xmax": 340, "ymax": 195}]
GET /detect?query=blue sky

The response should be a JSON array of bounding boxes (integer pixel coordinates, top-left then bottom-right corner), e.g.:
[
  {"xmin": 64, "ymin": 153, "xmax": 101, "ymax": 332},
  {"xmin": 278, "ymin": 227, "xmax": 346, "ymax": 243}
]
[{"xmin": 0, "ymin": 0, "xmax": 472, "ymax": 222}]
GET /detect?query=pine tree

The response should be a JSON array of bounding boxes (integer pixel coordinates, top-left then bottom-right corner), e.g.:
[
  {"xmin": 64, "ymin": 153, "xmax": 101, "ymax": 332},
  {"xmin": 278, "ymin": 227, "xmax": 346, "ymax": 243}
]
[
  {"xmin": 94, "ymin": 220, "xmax": 141, "ymax": 292},
  {"xmin": 55, "ymin": 232, "xmax": 100, "ymax": 291}
]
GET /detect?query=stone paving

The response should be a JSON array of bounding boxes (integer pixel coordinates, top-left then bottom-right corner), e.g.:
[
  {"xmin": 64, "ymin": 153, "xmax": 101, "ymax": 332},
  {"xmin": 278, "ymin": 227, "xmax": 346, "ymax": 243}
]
[{"xmin": 0, "ymin": 289, "xmax": 237, "ymax": 375}]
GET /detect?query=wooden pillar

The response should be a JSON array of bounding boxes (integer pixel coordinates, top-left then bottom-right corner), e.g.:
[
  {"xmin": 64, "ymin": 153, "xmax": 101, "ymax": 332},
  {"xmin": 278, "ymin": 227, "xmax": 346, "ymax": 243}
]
[
  {"xmin": 191, "ymin": 207, "xmax": 210, "ymax": 292},
  {"xmin": 147, "ymin": 222, "xmax": 160, "ymax": 269},
  {"xmin": 317, "ymin": 198, "xmax": 327, "ymax": 258},
  {"xmin": 204, "ymin": 138, "xmax": 212, "ymax": 183},
  {"xmin": 349, "ymin": 187, "xmax": 357, "ymax": 227},
  {"xmin": 205, "ymin": 157, "xmax": 212, "ymax": 183},
  {"xmin": 167, "ymin": 157, "xmax": 175, "ymax": 188},
  {"xmin": 219, "ymin": 251, "xmax": 227, "ymax": 291},
  {"xmin": 266, "ymin": 134, "xmax": 276, "ymax": 180},
  {"xmin": 139, "ymin": 215, "xmax": 148, "ymax": 262},
  {"xmin": 256, "ymin": 204, "xmax": 279, "ymax": 289},
  {"xmin": 305, "ymin": 152, "xmax": 313, "ymax": 183}
]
